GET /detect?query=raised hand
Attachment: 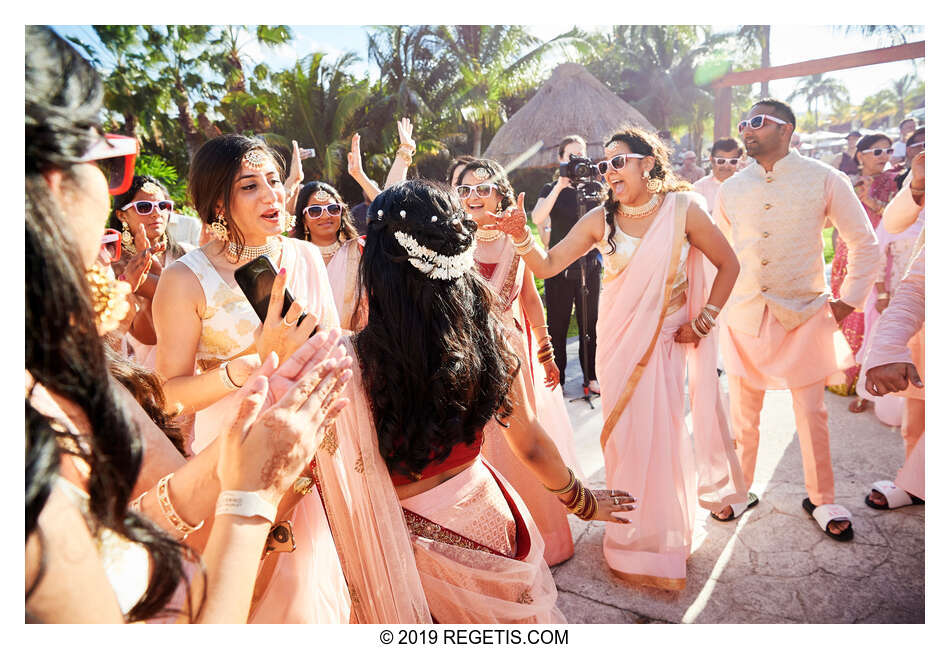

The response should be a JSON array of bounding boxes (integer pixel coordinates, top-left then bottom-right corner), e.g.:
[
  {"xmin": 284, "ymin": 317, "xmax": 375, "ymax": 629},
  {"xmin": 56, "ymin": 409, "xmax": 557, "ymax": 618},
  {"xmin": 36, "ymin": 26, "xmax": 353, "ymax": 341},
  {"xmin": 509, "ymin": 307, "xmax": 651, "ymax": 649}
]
[
  {"xmin": 910, "ymin": 150, "xmax": 925, "ymax": 188},
  {"xmin": 118, "ymin": 223, "xmax": 162, "ymax": 293},
  {"xmin": 285, "ymin": 140, "xmax": 304, "ymax": 192},
  {"xmin": 488, "ymin": 192, "xmax": 529, "ymax": 237},
  {"xmin": 347, "ymin": 133, "xmax": 364, "ymax": 180},
  {"xmin": 396, "ymin": 117, "xmax": 415, "ymax": 152}
]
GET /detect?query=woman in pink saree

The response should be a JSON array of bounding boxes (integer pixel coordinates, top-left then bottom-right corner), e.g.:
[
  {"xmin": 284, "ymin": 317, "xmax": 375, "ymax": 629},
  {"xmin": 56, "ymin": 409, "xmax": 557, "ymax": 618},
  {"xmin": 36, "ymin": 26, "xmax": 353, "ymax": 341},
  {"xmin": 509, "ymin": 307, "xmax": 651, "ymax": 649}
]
[
  {"xmin": 494, "ymin": 128, "xmax": 748, "ymax": 591},
  {"xmin": 454, "ymin": 159, "xmax": 583, "ymax": 566},
  {"xmin": 829, "ymin": 133, "xmax": 899, "ymax": 405},
  {"xmin": 315, "ymin": 180, "xmax": 635, "ymax": 622},
  {"xmin": 152, "ymin": 135, "xmax": 349, "ymax": 623},
  {"xmin": 291, "ymin": 180, "xmax": 367, "ymax": 331}
]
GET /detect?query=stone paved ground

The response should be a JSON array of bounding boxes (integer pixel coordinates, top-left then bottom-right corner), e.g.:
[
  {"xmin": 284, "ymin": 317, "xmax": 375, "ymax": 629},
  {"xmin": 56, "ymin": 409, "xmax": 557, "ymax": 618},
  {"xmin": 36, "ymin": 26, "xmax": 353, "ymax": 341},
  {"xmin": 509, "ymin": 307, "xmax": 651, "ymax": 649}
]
[{"xmin": 551, "ymin": 337, "xmax": 924, "ymax": 624}]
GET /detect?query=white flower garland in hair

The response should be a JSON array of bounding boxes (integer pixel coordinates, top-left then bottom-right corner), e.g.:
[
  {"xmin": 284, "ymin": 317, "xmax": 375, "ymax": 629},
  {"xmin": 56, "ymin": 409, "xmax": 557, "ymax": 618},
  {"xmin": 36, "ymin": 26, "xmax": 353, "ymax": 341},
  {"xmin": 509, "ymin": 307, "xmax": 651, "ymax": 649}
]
[{"xmin": 393, "ymin": 230, "xmax": 475, "ymax": 281}]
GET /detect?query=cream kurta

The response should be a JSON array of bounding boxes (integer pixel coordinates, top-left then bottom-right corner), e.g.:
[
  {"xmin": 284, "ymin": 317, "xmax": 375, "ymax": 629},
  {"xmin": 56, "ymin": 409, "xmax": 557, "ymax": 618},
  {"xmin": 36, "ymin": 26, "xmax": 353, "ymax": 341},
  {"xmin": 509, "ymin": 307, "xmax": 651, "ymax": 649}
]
[
  {"xmin": 714, "ymin": 150, "xmax": 880, "ymax": 336},
  {"xmin": 692, "ymin": 174, "xmax": 722, "ymax": 222}
]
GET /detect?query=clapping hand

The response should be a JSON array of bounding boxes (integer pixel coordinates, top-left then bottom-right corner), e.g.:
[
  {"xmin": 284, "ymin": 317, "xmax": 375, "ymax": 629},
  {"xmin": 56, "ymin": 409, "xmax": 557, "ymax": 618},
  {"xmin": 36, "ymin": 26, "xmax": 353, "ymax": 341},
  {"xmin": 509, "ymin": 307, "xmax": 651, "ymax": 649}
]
[
  {"xmin": 217, "ymin": 329, "xmax": 352, "ymax": 505},
  {"xmin": 119, "ymin": 223, "xmax": 163, "ymax": 293}
]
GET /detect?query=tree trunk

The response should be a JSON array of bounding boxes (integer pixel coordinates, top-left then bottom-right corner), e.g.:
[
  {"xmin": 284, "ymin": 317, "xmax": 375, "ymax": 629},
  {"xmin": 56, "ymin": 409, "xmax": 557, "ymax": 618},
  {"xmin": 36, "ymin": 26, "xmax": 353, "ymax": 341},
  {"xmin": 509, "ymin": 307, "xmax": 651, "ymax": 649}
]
[
  {"xmin": 121, "ymin": 112, "xmax": 138, "ymax": 137},
  {"xmin": 472, "ymin": 121, "xmax": 483, "ymax": 157},
  {"xmin": 760, "ymin": 26, "xmax": 771, "ymax": 98},
  {"xmin": 176, "ymin": 100, "xmax": 203, "ymax": 161}
]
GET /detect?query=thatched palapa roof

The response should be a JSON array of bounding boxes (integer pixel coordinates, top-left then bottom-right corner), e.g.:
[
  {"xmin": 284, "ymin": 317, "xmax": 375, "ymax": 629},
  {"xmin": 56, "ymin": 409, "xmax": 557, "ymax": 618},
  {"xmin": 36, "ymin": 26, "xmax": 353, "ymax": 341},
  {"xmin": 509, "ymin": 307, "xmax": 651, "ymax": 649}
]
[{"xmin": 484, "ymin": 63, "xmax": 655, "ymax": 170}]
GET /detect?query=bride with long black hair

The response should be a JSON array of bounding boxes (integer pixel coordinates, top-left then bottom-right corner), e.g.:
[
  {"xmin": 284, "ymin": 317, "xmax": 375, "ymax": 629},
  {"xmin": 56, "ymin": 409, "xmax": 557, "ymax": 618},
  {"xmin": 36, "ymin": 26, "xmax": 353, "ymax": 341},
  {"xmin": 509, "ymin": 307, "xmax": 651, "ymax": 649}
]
[{"xmin": 314, "ymin": 179, "xmax": 636, "ymax": 623}]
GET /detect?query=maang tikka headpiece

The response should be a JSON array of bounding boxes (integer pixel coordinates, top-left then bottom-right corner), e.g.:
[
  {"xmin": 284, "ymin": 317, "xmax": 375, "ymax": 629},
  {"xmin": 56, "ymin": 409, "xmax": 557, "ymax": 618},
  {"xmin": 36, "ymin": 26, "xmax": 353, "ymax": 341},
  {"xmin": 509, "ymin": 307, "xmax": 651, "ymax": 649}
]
[
  {"xmin": 243, "ymin": 149, "xmax": 269, "ymax": 171},
  {"xmin": 140, "ymin": 181, "xmax": 164, "ymax": 197},
  {"xmin": 605, "ymin": 140, "xmax": 622, "ymax": 156},
  {"xmin": 314, "ymin": 189, "xmax": 332, "ymax": 202},
  {"xmin": 473, "ymin": 167, "xmax": 490, "ymax": 181}
]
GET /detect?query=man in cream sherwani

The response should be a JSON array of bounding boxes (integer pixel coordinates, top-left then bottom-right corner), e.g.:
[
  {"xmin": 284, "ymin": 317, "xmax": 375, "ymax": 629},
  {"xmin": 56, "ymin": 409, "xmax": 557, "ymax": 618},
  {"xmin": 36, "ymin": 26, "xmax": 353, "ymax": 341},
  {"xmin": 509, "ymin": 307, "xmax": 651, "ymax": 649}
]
[{"xmin": 713, "ymin": 99, "xmax": 881, "ymax": 541}]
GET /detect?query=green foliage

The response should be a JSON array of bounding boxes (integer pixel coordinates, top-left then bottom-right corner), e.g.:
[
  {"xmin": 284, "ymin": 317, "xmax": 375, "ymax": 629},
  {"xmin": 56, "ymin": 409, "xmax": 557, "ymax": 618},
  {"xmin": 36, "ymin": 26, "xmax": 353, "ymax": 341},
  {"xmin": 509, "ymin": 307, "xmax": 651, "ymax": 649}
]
[{"xmin": 135, "ymin": 154, "xmax": 190, "ymax": 207}]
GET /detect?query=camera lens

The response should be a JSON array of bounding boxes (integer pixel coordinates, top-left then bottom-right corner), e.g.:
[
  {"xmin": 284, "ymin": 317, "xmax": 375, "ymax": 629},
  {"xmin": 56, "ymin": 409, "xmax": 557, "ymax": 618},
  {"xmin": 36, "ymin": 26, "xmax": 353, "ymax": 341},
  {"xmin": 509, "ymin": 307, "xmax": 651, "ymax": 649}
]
[{"xmin": 575, "ymin": 163, "xmax": 590, "ymax": 177}]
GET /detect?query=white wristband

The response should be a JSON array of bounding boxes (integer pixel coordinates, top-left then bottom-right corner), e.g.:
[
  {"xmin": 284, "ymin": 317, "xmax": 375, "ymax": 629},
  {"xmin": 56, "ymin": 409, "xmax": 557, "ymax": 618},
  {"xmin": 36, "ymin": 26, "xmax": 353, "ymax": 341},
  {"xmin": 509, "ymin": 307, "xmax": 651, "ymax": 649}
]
[{"xmin": 215, "ymin": 491, "xmax": 277, "ymax": 523}]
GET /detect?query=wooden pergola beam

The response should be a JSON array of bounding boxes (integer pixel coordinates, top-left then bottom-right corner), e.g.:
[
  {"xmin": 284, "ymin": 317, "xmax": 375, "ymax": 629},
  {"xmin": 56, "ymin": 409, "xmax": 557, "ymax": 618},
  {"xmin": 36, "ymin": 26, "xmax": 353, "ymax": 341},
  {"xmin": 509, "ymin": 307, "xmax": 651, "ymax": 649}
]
[{"xmin": 711, "ymin": 41, "xmax": 924, "ymax": 89}]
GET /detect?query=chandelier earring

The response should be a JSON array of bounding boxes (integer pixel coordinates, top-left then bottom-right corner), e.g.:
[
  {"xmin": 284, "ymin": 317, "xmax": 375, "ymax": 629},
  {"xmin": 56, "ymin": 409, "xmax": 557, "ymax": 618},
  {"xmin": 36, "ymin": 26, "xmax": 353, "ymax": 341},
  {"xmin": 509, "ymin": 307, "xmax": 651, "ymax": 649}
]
[
  {"xmin": 283, "ymin": 210, "xmax": 297, "ymax": 232},
  {"xmin": 120, "ymin": 220, "xmax": 136, "ymax": 253},
  {"xmin": 643, "ymin": 170, "xmax": 662, "ymax": 194},
  {"xmin": 210, "ymin": 212, "xmax": 230, "ymax": 242}
]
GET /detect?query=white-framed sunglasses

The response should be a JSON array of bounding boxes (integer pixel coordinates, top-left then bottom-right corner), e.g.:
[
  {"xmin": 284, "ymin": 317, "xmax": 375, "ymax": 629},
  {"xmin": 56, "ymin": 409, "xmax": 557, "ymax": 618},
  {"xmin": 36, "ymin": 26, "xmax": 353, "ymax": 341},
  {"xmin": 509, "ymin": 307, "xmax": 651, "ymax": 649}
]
[
  {"xmin": 303, "ymin": 203, "xmax": 343, "ymax": 218},
  {"xmin": 713, "ymin": 157, "xmax": 740, "ymax": 166},
  {"xmin": 596, "ymin": 153, "xmax": 646, "ymax": 175},
  {"xmin": 737, "ymin": 114, "xmax": 788, "ymax": 133},
  {"xmin": 456, "ymin": 183, "xmax": 499, "ymax": 199},
  {"xmin": 861, "ymin": 147, "xmax": 895, "ymax": 157},
  {"xmin": 121, "ymin": 199, "xmax": 174, "ymax": 216}
]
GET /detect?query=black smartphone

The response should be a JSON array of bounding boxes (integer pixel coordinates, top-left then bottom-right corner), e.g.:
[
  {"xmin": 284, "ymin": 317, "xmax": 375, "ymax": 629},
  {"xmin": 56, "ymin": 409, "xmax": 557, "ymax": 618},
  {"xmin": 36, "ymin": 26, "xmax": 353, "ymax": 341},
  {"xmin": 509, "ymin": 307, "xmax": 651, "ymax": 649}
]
[{"xmin": 234, "ymin": 255, "xmax": 314, "ymax": 335}]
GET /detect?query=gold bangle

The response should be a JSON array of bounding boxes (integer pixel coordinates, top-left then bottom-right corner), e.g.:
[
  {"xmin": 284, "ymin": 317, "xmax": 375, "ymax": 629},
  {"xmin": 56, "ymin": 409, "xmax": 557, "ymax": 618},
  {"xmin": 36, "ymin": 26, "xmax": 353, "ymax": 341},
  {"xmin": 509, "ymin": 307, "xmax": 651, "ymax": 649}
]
[
  {"xmin": 546, "ymin": 468, "xmax": 576, "ymax": 494},
  {"xmin": 704, "ymin": 303, "xmax": 721, "ymax": 315},
  {"xmin": 512, "ymin": 230, "xmax": 532, "ymax": 248},
  {"xmin": 157, "ymin": 474, "xmax": 204, "ymax": 539},
  {"xmin": 579, "ymin": 488, "xmax": 597, "ymax": 520}
]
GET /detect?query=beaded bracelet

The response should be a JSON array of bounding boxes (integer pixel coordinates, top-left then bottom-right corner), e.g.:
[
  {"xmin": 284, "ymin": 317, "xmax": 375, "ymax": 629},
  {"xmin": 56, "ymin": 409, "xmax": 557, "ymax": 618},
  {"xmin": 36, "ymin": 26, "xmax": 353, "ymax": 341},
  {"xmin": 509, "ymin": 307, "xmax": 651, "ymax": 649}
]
[{"xmin": 157, "ymin": 474, "xmax": 205, "ymax": 539}]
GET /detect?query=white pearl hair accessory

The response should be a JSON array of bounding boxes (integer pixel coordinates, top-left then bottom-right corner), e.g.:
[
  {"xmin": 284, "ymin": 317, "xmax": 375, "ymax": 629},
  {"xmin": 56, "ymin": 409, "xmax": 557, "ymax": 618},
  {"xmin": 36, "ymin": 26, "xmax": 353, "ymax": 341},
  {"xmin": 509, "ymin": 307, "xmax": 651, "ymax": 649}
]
[
  {"xmin": 377, "ymin": 209, "xmax": 384, "ymax": 220},
  {"xmin": 393, "ymin": 230, "xmax": 475, "ymax": 281},
  {"xmin": 400, "ymin": 210, "xmax": 406, "ymax": 218},
  {"xmin": 431, "ymin": 216, "xmax": 438, "ymax": 222}
]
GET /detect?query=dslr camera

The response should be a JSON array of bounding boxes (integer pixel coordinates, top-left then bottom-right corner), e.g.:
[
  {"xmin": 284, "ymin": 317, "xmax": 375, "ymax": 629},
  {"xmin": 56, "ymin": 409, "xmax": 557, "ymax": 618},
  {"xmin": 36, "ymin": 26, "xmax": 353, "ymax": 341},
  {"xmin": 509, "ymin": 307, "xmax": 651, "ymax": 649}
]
[{"xmin": 559, "ymin": 154, "xmax": 604, "ymax": 202}]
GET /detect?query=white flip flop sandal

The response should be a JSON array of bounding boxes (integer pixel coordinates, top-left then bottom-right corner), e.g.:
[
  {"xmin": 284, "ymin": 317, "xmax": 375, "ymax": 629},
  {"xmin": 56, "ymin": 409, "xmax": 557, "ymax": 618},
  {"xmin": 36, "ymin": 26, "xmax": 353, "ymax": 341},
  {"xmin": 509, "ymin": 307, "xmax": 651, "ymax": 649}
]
[
  {"xmin": 802, "ymin": 498, "xmax": 854, "ymax": 542},
  {"xmin": 865, "ymin": 480, "xmax": 924, "ymax": 510}
]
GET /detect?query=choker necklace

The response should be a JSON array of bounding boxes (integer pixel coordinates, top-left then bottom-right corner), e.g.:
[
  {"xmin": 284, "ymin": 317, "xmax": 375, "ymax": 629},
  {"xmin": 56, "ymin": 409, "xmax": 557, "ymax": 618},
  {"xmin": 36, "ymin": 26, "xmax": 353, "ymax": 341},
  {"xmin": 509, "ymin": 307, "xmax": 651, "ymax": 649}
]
[
  {"xmin": 475, "ymin": 227, "xmax": 504, "ymax": 242},
  {"xmin": 227, "ymin": 237, "xmax": 281, "ymax": 264},
  {"xmin": 318, "ymin": 240, "xmax": 342, "ymax": 260},
  {"xmin": 618, "ymin": 194, "xmax": 661, "ymax": 219}
]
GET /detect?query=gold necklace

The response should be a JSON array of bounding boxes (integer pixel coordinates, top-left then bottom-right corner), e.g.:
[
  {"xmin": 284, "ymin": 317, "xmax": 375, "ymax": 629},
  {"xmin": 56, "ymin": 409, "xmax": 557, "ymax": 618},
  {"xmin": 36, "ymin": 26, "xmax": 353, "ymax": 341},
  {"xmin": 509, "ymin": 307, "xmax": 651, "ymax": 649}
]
[
  {"xmin": 617, "ymin": 194, "xmax": 661, "ymax": 219},
  {"xmin": 475, "ymin": 227, "xmax": 503, "ymax": 242},
  {"xmin": 318, "ymin": 240, "xmax": 342, "ymax": 261}
]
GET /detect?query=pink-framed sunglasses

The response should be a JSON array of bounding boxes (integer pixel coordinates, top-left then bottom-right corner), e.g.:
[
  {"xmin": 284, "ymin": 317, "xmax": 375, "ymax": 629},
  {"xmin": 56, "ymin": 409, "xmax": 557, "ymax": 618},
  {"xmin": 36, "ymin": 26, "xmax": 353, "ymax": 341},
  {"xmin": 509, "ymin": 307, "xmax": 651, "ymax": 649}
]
[
  {"xmin": 737, "ymin": 114, "xmax": 788, "ymax": 133},
  {"xmin": 713, "ymin": 157, "xmax": 740, "ymax": 166}
]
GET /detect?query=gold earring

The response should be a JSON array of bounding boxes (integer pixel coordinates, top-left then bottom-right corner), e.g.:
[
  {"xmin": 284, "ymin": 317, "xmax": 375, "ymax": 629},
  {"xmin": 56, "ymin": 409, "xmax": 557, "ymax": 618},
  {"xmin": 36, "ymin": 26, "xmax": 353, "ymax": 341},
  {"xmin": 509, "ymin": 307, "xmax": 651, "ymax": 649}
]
[
  {"xmin": 120, "ymin": 221, "xmax": 136, "ymax": 253},
  {"xmin": 86, "ymin": 265, "xmax": 131, "ymax": 333},
  {"xmin": 646, "ymin": 178, "xmax": 662, "ymax": 193},
  {"xmin": 210, "ymin": 213, "xmax": 230, "ymax": 242},
  {"xmin": 283, "ymin": 211, "xmax": 297, "ymax": 232}
]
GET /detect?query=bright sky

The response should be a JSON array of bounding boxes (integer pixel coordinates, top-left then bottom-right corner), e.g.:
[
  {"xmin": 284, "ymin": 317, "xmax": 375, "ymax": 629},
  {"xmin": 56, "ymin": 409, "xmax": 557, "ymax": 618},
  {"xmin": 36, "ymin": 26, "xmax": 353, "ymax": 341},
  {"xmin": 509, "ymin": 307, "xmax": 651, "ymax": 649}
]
[{"xmin": 53, "ymin": 24, "xmax": 924, "ymax": 120}]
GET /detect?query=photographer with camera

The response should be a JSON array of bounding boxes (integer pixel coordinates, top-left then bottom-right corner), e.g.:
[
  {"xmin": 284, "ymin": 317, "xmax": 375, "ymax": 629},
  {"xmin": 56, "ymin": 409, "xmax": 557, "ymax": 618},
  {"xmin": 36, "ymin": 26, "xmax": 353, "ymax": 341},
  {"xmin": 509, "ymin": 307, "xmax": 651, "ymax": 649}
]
[{"xmin": 532, "ymin": 136, "xmax": 602, "ymax": 396}]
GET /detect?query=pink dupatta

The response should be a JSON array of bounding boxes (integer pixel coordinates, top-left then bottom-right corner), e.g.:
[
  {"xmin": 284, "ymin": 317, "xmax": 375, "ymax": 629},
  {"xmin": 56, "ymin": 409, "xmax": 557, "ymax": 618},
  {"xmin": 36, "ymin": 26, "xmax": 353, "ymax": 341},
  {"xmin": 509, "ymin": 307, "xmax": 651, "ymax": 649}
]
[
  {"xmin": 598, "ymin": 192, "xmax": 746, "ymax": 511},
  {"xmin": 326, "ymin": 237, "xmax": 367, "ymax": 332},
  {"xmin": 315, "ymin": 338, "xmax": 563, "ymax": 623}
]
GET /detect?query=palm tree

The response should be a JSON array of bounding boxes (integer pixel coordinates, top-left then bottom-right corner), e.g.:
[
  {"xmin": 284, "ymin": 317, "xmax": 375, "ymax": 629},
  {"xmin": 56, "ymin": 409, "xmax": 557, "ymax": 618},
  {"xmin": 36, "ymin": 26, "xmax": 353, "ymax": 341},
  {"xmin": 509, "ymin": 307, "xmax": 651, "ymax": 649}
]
[
  {"xmin": 859, "ymin": 89, "xmax": 898, "ymax": 129},
  {"xmin": 268, "ymin": 51, "xmax": 368, "ymax": 184},
  {"xmin": 210, "ymin": 25, "xmax": 293, "ymax": 133},
  {"xmin": 142, "ymin": 26, "xmax": 220, "ymax": 160},
  {"xmin": 432, "ymin": 25, "xmax": 590, "ymax": 155},
  {"xmin": 736, "ymin": 25, "xmax": 771, "ymax": 98},
  {"xmin": 890, "ymin": 73, "xmax": 917, "ymax": 122},
  {"xmin": 787, "ymin": 74, "xmax": 850, "ymax": 128}
]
